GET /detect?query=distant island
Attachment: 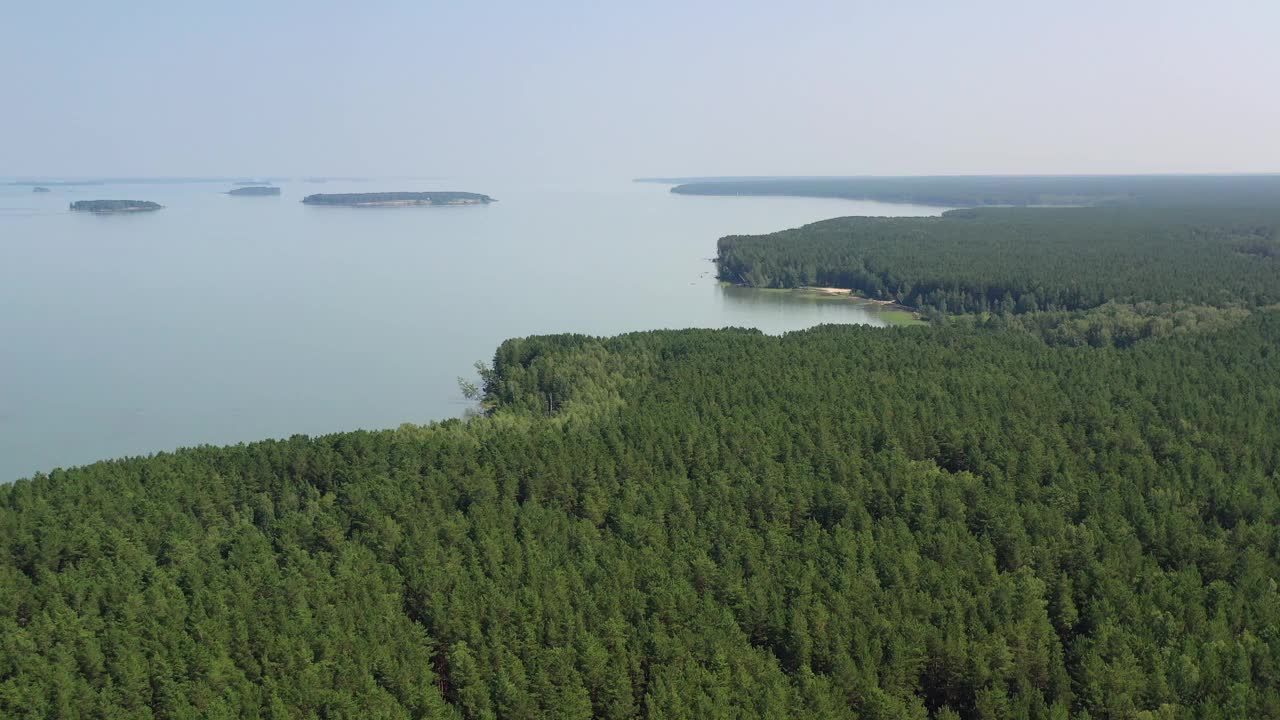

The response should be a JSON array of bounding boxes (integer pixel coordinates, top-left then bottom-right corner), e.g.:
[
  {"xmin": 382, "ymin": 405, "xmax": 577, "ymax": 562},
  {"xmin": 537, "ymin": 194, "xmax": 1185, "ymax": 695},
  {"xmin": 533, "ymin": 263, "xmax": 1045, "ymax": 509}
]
[
  {"xmin": 32, "ymin": 186, "xmax": 51, "ymax": 193},
  {"xmin": 227, "ymin": 186, "xmax": 281, "ymax": 196},
  {"xmin": 301, "ymin": 192, "xmax": 494, "ymax": 207},
  {"xmin": 232, "ymin": 180, "xmax": 272, "ymax": 186},
  {"xmin": 69, "ymin": 200, "xmax": 162, "ymax": 213}
]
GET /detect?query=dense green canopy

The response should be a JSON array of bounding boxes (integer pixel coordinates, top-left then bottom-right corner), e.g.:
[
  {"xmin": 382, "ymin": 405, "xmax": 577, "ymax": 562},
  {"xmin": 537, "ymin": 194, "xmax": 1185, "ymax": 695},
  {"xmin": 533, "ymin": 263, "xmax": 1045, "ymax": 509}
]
[
  {"xmin": 5, "ymin": 188, "xmax": 1280, "ymax": 718},
  {"xmin": 4, "ymin": 312, "xmax": 1279, "ymax": 717},
  {"xmin": 717, "ymin": 206, "xmax": 1280, "ymax": 317}
]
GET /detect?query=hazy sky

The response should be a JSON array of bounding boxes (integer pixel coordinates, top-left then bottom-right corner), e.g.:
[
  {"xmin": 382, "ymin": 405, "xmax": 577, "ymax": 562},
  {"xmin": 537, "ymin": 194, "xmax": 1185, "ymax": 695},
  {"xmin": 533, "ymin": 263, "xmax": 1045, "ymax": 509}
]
[{"xmin": 4, "ymin": 0, "xmax": 1278, "ymax": 181}]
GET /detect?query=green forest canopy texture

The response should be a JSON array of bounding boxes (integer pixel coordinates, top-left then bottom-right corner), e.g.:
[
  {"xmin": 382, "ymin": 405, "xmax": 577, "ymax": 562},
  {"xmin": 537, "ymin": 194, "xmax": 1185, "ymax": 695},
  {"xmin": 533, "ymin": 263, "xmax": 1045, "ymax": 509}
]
[
  {"xmin": 716, "ymin": 206, "xmax": 1280, "ymax": 316},
  {"xmin": 4, "ymin": 176, "xmax": 1280, "ymax": 719}
]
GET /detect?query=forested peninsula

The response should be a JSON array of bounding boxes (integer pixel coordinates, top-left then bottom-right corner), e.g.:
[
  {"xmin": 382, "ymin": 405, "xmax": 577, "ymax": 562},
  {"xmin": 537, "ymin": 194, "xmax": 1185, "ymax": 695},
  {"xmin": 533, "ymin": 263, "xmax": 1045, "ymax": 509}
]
[
  {"xmin": 301, "ymin": 192, "xmax": 494, "ymax": 207},
  {"xmin": 5, "ymin": 179, "xmax": 1280, "ymax": 719},
  {"xmin": 68, "ymin": 200, "xmax": 162, "ymax": 213},
  {"xmin": 717, "ymin": 205, "xmax": 1280, "ymax": 319}
]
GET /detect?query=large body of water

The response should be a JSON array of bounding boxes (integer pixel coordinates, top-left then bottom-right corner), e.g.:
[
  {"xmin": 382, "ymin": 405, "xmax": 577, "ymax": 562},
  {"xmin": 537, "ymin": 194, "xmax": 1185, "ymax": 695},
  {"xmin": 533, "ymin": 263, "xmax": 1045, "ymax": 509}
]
[{"xmin": 0, "ymin": 180, "xmax": 943, "ymax": 480}]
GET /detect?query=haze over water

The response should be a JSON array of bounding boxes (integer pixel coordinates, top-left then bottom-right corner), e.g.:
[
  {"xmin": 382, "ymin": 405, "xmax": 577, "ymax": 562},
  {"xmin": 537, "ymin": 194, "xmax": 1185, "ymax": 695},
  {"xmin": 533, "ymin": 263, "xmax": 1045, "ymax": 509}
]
[{"xmin": 0, "ymin": 180, "xmax": 943, "ymax": 481}]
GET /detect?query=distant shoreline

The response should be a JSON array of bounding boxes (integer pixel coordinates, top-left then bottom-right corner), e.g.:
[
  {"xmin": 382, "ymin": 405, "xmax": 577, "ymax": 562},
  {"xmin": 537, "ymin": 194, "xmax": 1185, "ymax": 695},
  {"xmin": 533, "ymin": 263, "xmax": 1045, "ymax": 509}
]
[{"xmin": 655, "ymin": 174, "xmax": 1280, "ymax": 208}]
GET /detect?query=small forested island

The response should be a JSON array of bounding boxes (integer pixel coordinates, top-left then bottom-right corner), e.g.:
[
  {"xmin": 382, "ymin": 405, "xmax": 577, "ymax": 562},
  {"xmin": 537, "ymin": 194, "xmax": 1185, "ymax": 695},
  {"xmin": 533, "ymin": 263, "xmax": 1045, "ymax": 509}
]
[
  {"xmin": 301, "ymin": 191, "xmax": 494, "ymax": 206},
  {"xmin": 68, "ymin": 199, "xmax": 162, "ymax": 213},
  {"xmin": 227, "ymin": 185, "xmax": 281, "ymax": 196},
  {"xmin": 32, "ymin": 186, "xmax": 51, "ymax": 193}
]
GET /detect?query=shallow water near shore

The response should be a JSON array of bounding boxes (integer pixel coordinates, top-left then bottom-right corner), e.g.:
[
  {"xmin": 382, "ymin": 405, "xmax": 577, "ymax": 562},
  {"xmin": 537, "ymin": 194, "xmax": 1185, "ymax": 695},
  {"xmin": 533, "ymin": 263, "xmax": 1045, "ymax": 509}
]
[{"xmin": 0, "ymin": 179, "xmax": 943, "ymax": 480}]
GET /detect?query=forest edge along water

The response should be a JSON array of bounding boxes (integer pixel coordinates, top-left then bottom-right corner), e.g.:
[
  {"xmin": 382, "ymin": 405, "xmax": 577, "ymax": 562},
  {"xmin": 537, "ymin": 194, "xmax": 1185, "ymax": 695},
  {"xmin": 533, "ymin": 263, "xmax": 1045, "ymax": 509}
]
[
  {"xmin": 15, "ymin": 173, "xmax": 1274, "ymax": 481},
  {"xmin": 716, "ymin": 282, "xmax": 925, "ymax": 325},
  {"xmin": 7, "ymin": 173, "xmax": 1280, "ymax": 717},
  {"xmin": 0, "ymin": 179, "xmax": 944, "ymax": 481}
]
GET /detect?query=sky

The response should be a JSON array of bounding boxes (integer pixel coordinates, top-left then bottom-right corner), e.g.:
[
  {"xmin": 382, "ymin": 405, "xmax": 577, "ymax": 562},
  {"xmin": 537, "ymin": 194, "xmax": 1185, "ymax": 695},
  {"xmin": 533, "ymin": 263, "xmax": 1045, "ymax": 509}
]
[{"xmin": 3, "ymin": 0, "xmax": 1279, "ymax": 182}]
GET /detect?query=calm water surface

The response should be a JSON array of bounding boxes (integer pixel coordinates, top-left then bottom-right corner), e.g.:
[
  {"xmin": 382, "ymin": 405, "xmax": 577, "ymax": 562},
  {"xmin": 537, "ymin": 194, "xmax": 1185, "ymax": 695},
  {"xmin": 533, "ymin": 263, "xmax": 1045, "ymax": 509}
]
[{"xmin": 0, "ymin": 180, "xmax": 943, "ymax": 480}]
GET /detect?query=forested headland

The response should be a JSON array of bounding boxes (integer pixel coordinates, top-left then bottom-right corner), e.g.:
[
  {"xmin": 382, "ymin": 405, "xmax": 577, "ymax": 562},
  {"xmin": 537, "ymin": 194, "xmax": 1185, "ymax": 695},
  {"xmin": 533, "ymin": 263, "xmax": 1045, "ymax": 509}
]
[
  {"xmin": 671, "ymin": 175, "xmax": 1280, "ymax": 208},
  {"xmin": 717, "ymin": 206, "xmax": 1280, "ymax": 341},
  {"xmin": 301, "ymin": 192, "xmax": 494, "ymax": 207},
  {"xmin": 68, "ymin": 200, "xmax": 163, "ymax": 213},
  {"xmin": 5, "ymin": 182, "xmax": 1280, "ymax": 718}
]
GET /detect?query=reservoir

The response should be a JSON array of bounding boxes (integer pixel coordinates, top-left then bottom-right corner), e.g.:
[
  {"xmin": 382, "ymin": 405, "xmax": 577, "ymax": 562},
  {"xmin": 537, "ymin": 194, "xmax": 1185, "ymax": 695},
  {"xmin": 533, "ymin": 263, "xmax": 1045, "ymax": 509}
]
[{"xmin": 0, "ymin": 179, "xmax": 943, "ymax": 480}]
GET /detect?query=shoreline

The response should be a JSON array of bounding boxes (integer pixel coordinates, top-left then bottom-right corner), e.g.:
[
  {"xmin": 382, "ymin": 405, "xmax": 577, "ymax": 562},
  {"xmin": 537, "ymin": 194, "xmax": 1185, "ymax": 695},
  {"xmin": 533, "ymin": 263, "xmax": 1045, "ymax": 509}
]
[
  {"xmin": 805, "ymin": 287, "xmax": 919, "ymax": 313},
  {"xmin": 719, "ymin": 282, "xmax": 925, "ymax": 325}
]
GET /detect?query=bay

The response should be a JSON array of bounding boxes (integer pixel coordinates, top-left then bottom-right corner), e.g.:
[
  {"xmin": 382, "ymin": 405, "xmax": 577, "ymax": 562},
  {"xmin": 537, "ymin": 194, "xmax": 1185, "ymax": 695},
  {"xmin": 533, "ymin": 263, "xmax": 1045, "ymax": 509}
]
[{"xmin": 0, "ymin": 179, "xmax": 943, "ymax": 480}]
